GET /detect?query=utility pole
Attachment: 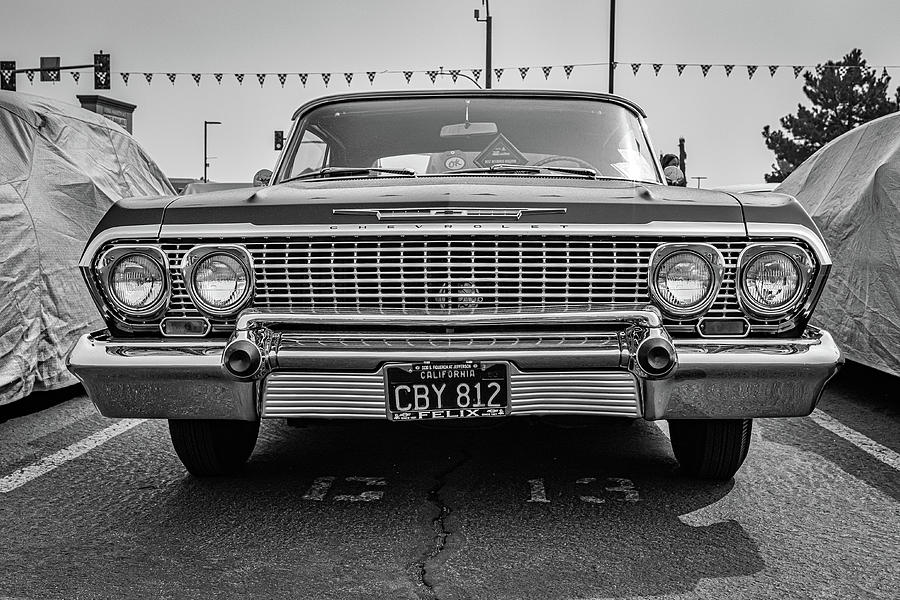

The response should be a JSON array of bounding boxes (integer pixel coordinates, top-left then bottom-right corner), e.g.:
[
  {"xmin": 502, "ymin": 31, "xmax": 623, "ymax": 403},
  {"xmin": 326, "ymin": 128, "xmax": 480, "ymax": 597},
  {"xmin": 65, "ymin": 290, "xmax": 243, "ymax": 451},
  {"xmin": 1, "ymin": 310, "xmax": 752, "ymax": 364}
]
[
  {"xmin": 608, "ymin": 0, "xmax": 616, "ymax": 94},
  {"xmin": 692, "ymin": 176, "xmax": 707, "ymax": 189},
  {"xmin": 474, "ymin": 0, "xmax": 493, "ymax": 89},
  {"xmin": 203, "ymin": 120, "xmax": 221, "ymax": 182},
  {"xmin": 678, "ymin": 137, "xmax": 687, "ymax": 178}
]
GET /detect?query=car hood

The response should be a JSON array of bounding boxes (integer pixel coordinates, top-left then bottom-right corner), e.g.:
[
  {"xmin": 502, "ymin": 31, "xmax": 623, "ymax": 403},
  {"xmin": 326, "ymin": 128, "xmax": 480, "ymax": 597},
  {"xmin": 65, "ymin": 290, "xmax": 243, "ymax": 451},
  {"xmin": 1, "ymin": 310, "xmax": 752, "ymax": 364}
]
[{"xmin": 158, "ymin": 177, "xmax": 747, "ymax": 235}]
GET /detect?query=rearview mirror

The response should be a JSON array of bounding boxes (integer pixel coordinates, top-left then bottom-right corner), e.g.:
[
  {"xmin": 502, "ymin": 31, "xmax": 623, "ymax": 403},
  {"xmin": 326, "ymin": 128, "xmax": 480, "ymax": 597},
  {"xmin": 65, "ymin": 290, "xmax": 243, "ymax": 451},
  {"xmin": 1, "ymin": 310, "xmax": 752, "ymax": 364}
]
[
  {"xmin": 440, "ymin": 122, "xmax": 498, "ymax": 138},
  {"xmin": 253, "ymin": 169, "xmax": 272, "ymax": 186}
]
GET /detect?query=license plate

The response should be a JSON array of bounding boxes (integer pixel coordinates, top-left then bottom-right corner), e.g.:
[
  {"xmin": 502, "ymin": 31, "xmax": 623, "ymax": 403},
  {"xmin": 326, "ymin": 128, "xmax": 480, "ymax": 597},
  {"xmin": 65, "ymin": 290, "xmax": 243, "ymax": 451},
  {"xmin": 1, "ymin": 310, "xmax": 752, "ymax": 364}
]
[{"xmin": 385, "ymin": 361, "xmax": 510, "ymax": 421}]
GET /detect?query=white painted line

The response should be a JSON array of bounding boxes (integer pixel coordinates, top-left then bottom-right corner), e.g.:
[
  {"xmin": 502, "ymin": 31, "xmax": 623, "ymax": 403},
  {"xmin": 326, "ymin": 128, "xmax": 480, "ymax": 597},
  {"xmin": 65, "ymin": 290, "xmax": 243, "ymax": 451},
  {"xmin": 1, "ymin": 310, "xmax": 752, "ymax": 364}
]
[
  {"xmin": 810, "ymin": 409, "xmax": 900, "ymax": 472},
  {"xmin": 653, "ymin": 420, "xmax": 671, "ymax": 439},
  {"xmin": 0, "ymin": 419, "xmax": 146, "ymax": 494},
  {"xmin": 527, "ymin": 478, "xmax": 550, "ymax": 503},
  {"xmin": 302, "ymin": 476, "xmax": 336, "ymax": 501},
  {"xmin": 334, "ymin": 476, "xmax": 387, "ymax": 502}
]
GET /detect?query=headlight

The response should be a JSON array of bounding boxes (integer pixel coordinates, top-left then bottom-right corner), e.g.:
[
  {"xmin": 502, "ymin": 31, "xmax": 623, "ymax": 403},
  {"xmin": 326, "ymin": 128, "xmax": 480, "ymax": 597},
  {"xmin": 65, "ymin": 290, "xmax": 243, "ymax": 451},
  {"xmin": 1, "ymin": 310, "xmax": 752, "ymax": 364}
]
[
  {"xmin": 98, "ymin": 247, "xmax": 169, "ymax": 317},
  {"xmin": 649, "ymin": 244, "xmax": 723, "ymax": 318},
  {"xmin": 738, "ymin": 245, "xmax": 813, "ymax": 318},
  {"xmin": 183, "ymin": 245, "xmax": 253, "ymax": 316}
]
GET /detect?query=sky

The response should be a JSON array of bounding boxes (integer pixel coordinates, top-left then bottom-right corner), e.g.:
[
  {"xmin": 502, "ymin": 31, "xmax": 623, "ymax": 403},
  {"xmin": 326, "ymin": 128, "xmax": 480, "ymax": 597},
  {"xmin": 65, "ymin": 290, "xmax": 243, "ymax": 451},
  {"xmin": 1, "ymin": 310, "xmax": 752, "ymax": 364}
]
[{"xmin": 3, "ymin": 0, "xmax": 899, "ymax": 187}]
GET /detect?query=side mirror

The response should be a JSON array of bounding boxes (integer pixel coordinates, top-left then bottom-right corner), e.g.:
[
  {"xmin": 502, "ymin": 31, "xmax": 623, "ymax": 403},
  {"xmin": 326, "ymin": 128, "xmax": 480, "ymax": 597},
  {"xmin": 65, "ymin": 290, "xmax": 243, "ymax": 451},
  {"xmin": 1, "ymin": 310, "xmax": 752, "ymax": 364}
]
[{"xmin": 253, "ymin": 169, "xmax": 273, "ymax": 187}]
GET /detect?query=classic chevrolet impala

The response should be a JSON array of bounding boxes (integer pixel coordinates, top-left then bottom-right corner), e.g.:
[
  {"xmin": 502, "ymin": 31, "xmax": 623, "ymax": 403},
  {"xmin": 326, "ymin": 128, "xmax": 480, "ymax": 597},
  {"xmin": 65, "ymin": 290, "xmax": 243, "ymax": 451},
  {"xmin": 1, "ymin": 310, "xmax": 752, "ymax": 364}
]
[{"xmin": 67, "ymin": 90, "xmax": 842, "ymax": 480}]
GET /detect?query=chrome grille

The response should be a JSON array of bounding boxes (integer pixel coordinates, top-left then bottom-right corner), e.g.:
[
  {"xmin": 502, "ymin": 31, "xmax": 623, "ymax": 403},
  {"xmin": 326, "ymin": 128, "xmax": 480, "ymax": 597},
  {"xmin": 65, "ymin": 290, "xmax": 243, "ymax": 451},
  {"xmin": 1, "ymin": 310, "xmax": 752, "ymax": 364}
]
[
  {"xmin": 157, "ymin": 236, "xmax": 748, "ymax": 327},
  {"xmin": 261, "ymin": 369, "xmax": 639, "ymax": 419}
]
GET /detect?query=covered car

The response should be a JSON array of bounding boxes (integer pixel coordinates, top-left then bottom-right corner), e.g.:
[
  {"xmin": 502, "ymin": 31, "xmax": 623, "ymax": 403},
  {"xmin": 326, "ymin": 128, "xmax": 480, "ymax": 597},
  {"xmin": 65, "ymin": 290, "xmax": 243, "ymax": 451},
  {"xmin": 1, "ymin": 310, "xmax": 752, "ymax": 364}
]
[
  {"xmin": 777, "ymin": 111, "xmax": 900, "ymax": 376},
  {"xmin": 0, "ymin": 91, "xmax": 173, "ymax": 405}
]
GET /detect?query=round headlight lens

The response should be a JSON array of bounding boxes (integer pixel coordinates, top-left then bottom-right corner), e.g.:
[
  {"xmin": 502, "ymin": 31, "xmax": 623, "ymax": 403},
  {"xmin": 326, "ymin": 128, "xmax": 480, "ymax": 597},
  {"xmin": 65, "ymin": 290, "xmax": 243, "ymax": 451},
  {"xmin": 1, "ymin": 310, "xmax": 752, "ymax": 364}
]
[
  {"xmin": 655, "ymin": 251, "xmax": 714, "ymax": 311},
  {"xmin": 192, "ymin": 253, "xmax": 249, "ymax": 312},
  {"xmin": 742, "ymin": 252, "xmax": 801, "ymax": 311},
  {"xmin": 109, "ymin": 253, "xmax": 166, "ymax": 313}
]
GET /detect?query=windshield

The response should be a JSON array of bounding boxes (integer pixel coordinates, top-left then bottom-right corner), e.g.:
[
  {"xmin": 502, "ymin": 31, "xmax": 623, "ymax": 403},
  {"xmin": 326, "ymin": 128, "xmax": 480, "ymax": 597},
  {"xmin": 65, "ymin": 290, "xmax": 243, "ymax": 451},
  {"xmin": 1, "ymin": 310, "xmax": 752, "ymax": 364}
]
[{"xmin": 278, "ymin": 97, "xmax": 661, "ymax": 183}]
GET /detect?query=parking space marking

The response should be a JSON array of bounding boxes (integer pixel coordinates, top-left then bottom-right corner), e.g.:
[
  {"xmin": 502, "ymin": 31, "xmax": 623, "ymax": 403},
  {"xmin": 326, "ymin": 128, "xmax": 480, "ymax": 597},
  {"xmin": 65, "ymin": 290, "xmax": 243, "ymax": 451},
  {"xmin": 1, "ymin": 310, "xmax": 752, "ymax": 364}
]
[
  {"xmin": 527, "ymin": 478, "xmax": 550, "ymax": 503},
  {"xmin": 334, "ymin": 476, "xmax": 386, "ymax": 502},
  {"xmin": 0, "ymin": 418, "xmax": 146, "ymax": 494},
  {"xmin": 302, "ymin": 476, "xmax": 336, "ymax": 501},
  {"xmin": 810, "ymin": 409, "xmax": 900, "ymax": 472}
]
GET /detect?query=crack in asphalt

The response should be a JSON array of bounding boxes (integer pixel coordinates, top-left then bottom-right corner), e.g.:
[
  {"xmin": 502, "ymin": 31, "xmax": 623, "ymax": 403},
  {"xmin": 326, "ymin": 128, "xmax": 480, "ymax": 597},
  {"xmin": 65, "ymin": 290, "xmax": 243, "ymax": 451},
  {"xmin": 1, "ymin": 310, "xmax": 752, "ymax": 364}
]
[{"xmin": 409, "ymin": 450, "xmax": 471, "ymax": 599}]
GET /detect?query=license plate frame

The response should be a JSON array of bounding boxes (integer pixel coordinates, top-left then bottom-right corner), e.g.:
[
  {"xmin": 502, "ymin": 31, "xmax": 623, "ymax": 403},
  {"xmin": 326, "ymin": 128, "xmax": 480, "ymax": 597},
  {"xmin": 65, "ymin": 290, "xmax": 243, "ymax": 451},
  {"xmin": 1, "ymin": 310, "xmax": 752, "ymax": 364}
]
[{"xmin": 384, "ymin": 361, "xmax": 511, "ymax": 421}]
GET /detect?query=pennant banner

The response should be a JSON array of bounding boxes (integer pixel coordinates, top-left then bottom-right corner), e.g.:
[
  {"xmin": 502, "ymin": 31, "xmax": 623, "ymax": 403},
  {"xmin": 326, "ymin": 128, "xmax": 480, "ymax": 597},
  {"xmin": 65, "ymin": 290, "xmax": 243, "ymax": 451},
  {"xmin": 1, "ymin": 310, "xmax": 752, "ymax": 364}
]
[
  {"xmin": 121, "ymin": 72, "xmax": 130, "ymax": 85},
  {"xmin": 344, "ymin": 72, "xmax": 353, "ymax": 86},
  {"xmin": 519, "ymin": 66, "xmax": 529, "ymax": 80},
  {"xmin": 652, "ymin": 64, "xmax": 662, "ymax": 76},
  {"xmin": 72, "ymin": 71, "xmax": 80, "ymax": 84},
  {"xmin": 144, "ymin": 73, "xmax": 152, "ymax": 85},
  {"xmin": 214, "ymin": 73, "xmax": 223, "ymax": 84},
  {"xmin": 676, "ymin": 64, "xmax": 686, "ymax": 76},
  {"xmin": 724, "ymin": 64, "xmax": 734, "ymax": 77},
  {"xmin": 631, "ymin": 63, "xmax": 640, "ymax": 75},
  {"xmin": 563, "ymin": 65, "xmax": 574, "ymax": 78},
  {"xmin": 299, "ymin": 73, "xmax": 308, "ymax": 87},
  {"xmin": 166, "ymin": 73, "xmax": 176, "ymax": 85},
  {"xmin": 321, "ymin": 72, "xmax": 331, "ymax": 86},
  {"xmin": 449, "ymin": 69, "xmax": 460, "ymax": 83},
  {"xmin": 404, "ymin": 70, "xmax": 413, "ymax": 84},
  {"xmin": 747, "ymin": 65, "xmax": 758, "ymax": 79},
  {"xmin": 191, "ymin": 73, "xmax": 201, "ymax": 86},
  {"xmin": 793, "ymin": 66, "xmax": 803, "ymax": 78},
  {"xmin": 367, "ymin": 71, "xmax": 377, "ymax": 84},
  {"xmin": 278, "ymin": 73, "xmax": 287, "ymax": 87},
  {"xmin": 838, "ymin": 66, "xmax": 848, "ymax": 77},
  {"xmin": 542, "ymin": 66, "xmax": 552, "ymax": 79},
  {"xmin": 471, "ymin": 69, "xmax": 482, "ymax": 83},
  {"xmin": 768, "ymin": 65, "xmax": 778, "ymax": 77},
  {"xmin": 493, "ymin": 67, "xmax": 503, "ymax": 82},
  {"xmin": 700, "ymin": 64, "xmax": 711, "ymax": 77},
  {"xmin": 426, "ymin": 70, "xmax": 438, "ymax": 84},
  {"xmin": 25, "ymin": 70, "xmax": 35, "ymax": 84},
  {"xmin": 235, "ymin": 73, "xmax": 244, "ymax": 85},
  {"xmin": 256, "ymin": 73, "xmax": 266, "ymax": 87}
]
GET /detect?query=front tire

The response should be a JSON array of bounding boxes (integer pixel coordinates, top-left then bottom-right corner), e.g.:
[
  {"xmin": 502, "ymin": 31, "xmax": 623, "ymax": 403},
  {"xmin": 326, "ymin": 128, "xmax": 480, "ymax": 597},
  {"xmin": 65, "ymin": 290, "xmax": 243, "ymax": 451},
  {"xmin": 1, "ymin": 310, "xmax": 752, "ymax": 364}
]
[
  {"xmin": 168, "ymin": 419, "xmax": 260, "ymax": 476},
  {"xmin": 669, "ymin": 419, "xmax": 752, "ymax": 480}
]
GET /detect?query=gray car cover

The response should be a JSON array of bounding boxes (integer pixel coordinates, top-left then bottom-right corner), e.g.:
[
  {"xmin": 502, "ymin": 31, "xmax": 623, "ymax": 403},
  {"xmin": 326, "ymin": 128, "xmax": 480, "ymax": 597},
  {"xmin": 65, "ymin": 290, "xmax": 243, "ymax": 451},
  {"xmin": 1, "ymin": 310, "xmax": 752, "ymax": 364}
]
[
  {"xmin": 777, "ymin": 112, "xmax": 900, "ymax": 376},
  {"xmin": 1, "ymin": 91, "xmax": 173, "ymax": 405}
]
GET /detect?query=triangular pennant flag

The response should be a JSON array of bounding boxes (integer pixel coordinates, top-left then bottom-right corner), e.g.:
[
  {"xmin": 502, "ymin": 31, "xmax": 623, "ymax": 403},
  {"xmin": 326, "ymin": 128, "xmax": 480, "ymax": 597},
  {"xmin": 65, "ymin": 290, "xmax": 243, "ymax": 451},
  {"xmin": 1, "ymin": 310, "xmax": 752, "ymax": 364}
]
[
  {"xmin": 724, "ymin": 64, "xmax": 734, "ymax": 77},
  {"xmin": 563, "ymin": 65, "xmax": 574, "ymax": 78},
  {"xmin": 768, "ymin": 65, "xmax": 779, "ymax": 77},
  {"xmin": 278, "ymin": 73, "xmax": 287, "ymax": 87},
  {"xmin": 631, "ymin": 63, "xmax": 641, "ymax": 75},
  {"xmin": 542, "ymin": 66, "xmax": 553, "ymax": 79},
  {"xmin": 235, "ymin": 73, "xmax": 245, "ymax": 85},
  {"xmin": 747, "ymin": 65, "xmax": 758, "ymax": 79},
  {"xmin": 25, "ymin": 70, "xmax": 35, "ymax": 83},
  {"xmin": 471, "ymin": 69, "xmax": 482, "ymax": 83},
  {"xmin": 793, "ymin": 66, "xmax": 803, "ymax": 78},
  {"xmin": 838, "ymin": 66, "xmax": 848, "ymax": 78},
  {"xmin": 427, "ymin": 70, "xmax": 438, "ymax": 84},
  {"xmin": 144, "ymin": 72, "xmax": 153, "ymax": 85},
  {"xmin": 611, "ymin": 62, "xmax": 617, "ymax": 71},
  {"xmin": 72, "ymin": 71, "xmax": 81, "ymax": 84},
  {"xmin": 518, "ymin": 66, "xmax": 529, "ymax": 80},
  {"xmin": 191, "ymin": 73, "xmax": 201, "ymax": 86},
  {"xmin": 121, "ymin": 72, "xmax": 130, "ymax": 85},
  {"xmin": 403, "ymin": 71, "xmax": 413, "ymax": 84},
  {"xmin": 700, "ymin": 64, "xmax": 711, "ymax": 77},
  {"xmin": 652, "ymin": 64, "xmax": 662, "ymax": 76},
  {"xmin": 256, "ymin": 73, "xmax": 266, "ymax": 87},
  {"xmin": 166, "ymin": 73, "xmax": 177, "ymax": 85},
  {"xmin": 448, "ymin": 69, "xmax": 460, "ymax": 83},
  {"xmin": 321, "ymin": 72, "xmax": 331, "ymax": 86},
  {"xmin": 214, "ymin": 73, "xmax": 223, "ymax": 84},
  {"xmin": 299, "ymin": 73, "xmax": 308, "ymax": 87},
  {"xmin": 367, "ymin": 71, "xmax": 376, "ymax": 84},
  {"xmin": 494, "ymin": 68, "xmax": 503, "ymax": 82},
  {"xmin": 344, "ymin": 72, "xmax": 353, "ymax": 86},
  {"xmin": 676, "ymin": 64, "xmax": 686, "ymax": 76},
  {"xmin": 815, "ymin": 65, "xmax": 825, "ymax": 77}
]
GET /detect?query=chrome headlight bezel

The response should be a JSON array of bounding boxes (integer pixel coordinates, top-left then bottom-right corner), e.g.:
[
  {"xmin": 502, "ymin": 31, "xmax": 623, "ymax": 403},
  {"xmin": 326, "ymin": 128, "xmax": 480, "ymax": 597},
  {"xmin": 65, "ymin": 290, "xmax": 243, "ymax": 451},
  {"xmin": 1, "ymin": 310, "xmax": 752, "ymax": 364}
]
[
  {"xmin": 96, "ymin": 245, "xmax": 170, "ymax": 319},
  {"xmin": 649, "ymin": 243, "xmax": 724, "ymax": 319},
  {"xmin": 181, "ymin": 245, "xmax": 254, "ymax": 317},
  {"xmin": 737, "ymin": 243, "xmax": 814, "ymax": 319}
]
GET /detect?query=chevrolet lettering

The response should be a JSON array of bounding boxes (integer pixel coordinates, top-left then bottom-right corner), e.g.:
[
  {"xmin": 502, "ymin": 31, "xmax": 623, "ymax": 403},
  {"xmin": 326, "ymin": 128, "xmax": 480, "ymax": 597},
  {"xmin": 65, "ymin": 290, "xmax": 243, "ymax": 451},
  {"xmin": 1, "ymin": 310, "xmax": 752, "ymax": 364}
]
[{"xmin": 67, "ymin": 90, "xmax": 843, "ymax": 480}]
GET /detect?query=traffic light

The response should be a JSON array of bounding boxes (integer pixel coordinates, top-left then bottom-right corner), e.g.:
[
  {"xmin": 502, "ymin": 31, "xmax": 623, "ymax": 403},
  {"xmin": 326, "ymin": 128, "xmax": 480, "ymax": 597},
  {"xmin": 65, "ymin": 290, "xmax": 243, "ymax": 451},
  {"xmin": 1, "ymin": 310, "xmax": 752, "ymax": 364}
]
[
  {"xmin": 0, "ymin": 61, "xmax": 15, "ymax": 91},
  {"xmin": 94, "ymin": 52, "xmax": 110, "ymax": 89},
  {"xmin": 274, "ymin": 130, "xmax": 284, "ymax": 151}
]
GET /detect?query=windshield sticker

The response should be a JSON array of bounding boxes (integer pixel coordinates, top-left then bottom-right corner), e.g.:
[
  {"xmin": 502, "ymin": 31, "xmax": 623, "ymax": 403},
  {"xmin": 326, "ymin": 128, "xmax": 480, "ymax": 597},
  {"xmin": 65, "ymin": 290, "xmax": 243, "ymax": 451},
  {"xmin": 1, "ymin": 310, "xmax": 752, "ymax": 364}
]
[
  {"xmin": 444, "ymin": 152, "xmax": 466, "ymax": 170},
  {"xmin": 474, "ymin": 134, "xmax": 528, "ymax": 167}
]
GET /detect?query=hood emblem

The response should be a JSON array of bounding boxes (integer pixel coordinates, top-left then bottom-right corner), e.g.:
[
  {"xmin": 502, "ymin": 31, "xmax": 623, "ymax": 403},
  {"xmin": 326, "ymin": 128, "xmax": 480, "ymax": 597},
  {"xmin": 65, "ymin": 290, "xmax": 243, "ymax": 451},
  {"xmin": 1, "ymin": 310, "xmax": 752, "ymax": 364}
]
[{"xmin": 333, "ymin": 207, "xmax": 566, "ymax": 221}]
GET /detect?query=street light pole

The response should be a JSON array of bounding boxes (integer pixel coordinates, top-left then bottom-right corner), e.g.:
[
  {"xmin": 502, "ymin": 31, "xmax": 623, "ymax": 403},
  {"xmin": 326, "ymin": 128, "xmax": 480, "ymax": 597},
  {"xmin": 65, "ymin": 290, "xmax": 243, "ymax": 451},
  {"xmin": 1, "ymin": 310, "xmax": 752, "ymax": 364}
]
[
  {"xmin": 474, "ymin": 0, "xmax": 493, "ymax": 89},
  {"xmin": 203, "ymin": 120, "xmax": 221, "ymax": 182},
  {"xmin": 608, "ymin": 0, "xmax": 616, "ymax": 94}
]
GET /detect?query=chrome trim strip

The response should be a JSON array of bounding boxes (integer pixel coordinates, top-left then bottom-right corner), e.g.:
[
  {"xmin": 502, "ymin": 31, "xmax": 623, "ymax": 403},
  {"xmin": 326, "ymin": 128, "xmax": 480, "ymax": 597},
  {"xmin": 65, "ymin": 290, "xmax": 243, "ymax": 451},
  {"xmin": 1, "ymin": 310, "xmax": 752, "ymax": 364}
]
[
  {"xmin": 746, "ymin": 222, "xmax": 831, "ymax": 266},
  {"xmin": 79, "ymin": 224, "xmax": 162, "ymax": 268},
  {"xmin": 159, "ymin": 222, "xmax": 748, "ymax": 238},
  {"xmin": 333, "ymin": 207, "xmax": 567, "ymax": 220}
]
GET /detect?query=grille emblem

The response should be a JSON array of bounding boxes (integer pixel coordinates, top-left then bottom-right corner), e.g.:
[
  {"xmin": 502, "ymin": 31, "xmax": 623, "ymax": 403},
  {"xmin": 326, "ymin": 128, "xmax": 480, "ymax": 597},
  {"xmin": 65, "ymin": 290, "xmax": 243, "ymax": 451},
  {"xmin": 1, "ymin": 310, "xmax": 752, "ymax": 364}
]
[{"xmin": 437, "ymin": 281, "xmax": 483, "ymax": 310}]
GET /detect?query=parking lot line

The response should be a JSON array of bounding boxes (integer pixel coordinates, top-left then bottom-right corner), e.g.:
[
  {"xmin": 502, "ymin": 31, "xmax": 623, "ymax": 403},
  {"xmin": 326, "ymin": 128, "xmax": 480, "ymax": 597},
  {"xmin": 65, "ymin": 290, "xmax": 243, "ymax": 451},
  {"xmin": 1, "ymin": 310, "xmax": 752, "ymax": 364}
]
[
  {"xmin": 810, "ymin": 409, "xmax": 900, "ymax": 472},
  {"xmin": 0, "ymin": 419, "xmax": 146, "ymax": 494}
]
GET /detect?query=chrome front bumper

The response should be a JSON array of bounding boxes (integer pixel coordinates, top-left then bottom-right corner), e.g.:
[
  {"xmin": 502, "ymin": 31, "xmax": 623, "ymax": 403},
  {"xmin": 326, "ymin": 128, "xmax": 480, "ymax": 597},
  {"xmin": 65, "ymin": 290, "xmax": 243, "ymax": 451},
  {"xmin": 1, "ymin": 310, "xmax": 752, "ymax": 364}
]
[{"xmin": 67, "ymin": 307, "xmax": 843, "ymax": 422}]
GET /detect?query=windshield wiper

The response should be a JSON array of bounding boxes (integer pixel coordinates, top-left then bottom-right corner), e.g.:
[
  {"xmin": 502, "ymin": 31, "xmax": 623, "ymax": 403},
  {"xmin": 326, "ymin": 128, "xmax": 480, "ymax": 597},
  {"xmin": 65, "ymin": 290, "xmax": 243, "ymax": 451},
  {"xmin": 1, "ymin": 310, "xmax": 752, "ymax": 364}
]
[
  {"xmin": 450, "ymin": 164, "xmax": 598, "ymax": 179},
  {"xmin": 283, "ymin": 166, "xmax": 417, "ymax": 182}
]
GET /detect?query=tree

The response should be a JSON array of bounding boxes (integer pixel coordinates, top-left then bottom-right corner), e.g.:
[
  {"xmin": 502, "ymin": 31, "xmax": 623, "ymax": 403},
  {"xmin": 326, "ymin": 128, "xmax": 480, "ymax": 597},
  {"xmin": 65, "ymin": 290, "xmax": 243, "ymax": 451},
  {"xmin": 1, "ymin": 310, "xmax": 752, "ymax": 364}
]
[{"xmin": 762, "ymin": 49, "xmax": 899, "ymax": 183}]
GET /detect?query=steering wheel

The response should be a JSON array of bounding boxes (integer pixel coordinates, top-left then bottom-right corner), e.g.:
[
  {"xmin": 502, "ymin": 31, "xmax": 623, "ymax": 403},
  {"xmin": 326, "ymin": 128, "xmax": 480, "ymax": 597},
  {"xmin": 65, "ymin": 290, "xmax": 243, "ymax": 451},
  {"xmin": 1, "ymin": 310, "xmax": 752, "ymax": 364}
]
[{"xmin": 532, "ymin": 155, "xmax": 597, "ymax": 170}]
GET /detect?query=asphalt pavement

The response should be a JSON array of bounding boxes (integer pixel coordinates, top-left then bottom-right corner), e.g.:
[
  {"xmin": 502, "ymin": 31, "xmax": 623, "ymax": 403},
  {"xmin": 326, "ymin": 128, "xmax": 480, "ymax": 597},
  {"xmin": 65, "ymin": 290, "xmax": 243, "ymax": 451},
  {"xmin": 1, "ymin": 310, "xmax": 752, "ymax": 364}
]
[{"xmin": 0, "ymin": 362, "xmax": 897, "ymax": 600}]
